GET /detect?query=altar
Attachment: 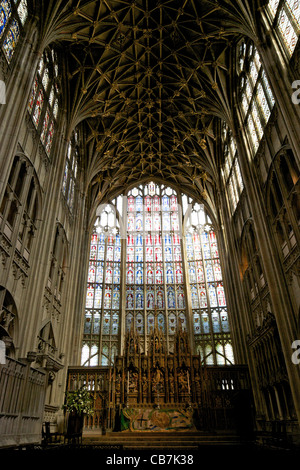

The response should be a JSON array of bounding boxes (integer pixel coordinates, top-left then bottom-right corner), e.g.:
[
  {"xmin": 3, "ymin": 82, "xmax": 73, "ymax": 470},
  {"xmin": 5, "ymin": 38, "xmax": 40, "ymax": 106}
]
[{"xmin": 120, "ymin": 406, "xmax": 195, "ymax": 432}]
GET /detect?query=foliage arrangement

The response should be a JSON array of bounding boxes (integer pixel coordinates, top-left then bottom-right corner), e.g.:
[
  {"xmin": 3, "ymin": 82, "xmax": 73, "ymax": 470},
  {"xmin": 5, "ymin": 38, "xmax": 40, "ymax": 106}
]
[{"xmin": 63, "ymin": 387, "xmax": 94, "ymax": 415}]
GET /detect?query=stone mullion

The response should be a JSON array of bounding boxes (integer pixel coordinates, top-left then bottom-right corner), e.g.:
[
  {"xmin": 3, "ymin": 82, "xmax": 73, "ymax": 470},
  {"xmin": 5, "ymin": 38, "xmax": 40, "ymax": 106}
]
[
  {"xmin": 18, "ymin": 170, "xmax": 37, "ymax": 255},
  {"xmin": 199, "ymin": 227, "xmax": 216, "ymax": 365},
  {"xmin": 178, "ymin": 192, "xmax": 193, "ymax": 351},
  {"xmin": 99, "ymin": 237, "xmax": 107, "ymax": 366},
  {"xmin": 160, "ymin": 201, "xmax": 169, "ymax": 352},
  {"xmin": 120, "ymin": 194, "xmax": 127, "ymax": 357}
]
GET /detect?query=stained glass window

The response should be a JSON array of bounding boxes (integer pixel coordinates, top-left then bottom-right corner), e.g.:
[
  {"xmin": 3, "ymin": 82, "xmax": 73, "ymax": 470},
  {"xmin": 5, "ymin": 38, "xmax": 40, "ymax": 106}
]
[
  {"xmin": 81, "ymin": 200, "xmax": 121, "ymax": 366},
  {"xmin": 82, "ymin": 184, "xmax": 233, "ymax": 365},
  {"xmin": 268, "ymin": 0, "xmax": 300, "ymax": 56},
  {"xmin": 185, "ymin": 202, "xmax": 234, "ymax": 365},
  {"xmin": 0, "ymin": 0, "xmax": 27, "ymax": 62},
  {"xmin": 238, "ymin": 40, "xmax": 275, "ymax": 155},
  {"xmin": 221, "ymin": 123, "xmax": 244, "ymax": 214},
  {"xmin": 124, "ymin": 182, "xmax": 186, "ymax": 351},
  {"xmin": 28, "ymin": 48, "xmax": 60, "ymax": 156},
  {"xmin": 62, "ymin": 132, "xmax": 79, "ymax": 212}
]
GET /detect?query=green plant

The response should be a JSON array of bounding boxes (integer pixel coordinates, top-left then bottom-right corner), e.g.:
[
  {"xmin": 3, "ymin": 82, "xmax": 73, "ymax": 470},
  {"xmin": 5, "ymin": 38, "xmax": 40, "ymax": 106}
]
[{"xmin": 63, "ymin": 386, "xmax": 94, "ymax": 415}]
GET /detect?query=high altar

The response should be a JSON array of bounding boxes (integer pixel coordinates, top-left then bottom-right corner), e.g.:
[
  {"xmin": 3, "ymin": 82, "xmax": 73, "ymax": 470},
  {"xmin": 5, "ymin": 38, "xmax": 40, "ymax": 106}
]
[
  {"xmin": 67, "ymin": 316, "xmax": 252, "ymax": 434},
  {"xmin": 107, "ymin": 316, "xmax": 252, "ymax": 433}
]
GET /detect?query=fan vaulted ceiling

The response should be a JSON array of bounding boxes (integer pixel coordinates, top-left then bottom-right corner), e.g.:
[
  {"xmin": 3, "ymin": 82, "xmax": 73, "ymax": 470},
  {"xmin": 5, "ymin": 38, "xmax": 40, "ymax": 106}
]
[{"xmin": 38, "ymin": 0, "xmax": 263, "ymax": 203}]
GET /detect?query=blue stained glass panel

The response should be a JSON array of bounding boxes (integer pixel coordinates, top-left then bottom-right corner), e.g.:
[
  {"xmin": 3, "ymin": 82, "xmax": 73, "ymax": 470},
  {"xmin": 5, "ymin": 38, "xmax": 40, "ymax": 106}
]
[
  {"xmin": 136, "ymin": 264, "xmax": 143, "ymax": 284},
  {"xmin": 136, "ymin": 215, "xmax": 143, "ymax": 231},
  {"xmin": 94, "ymin": 284, "xmax": 102, "ymax": 308},
  {"xmin": 136, "ymin": 195, "xmax": 143, "ymax": 211},
  {"xmin": 193, "ymin": 313, "xmax": 201, "ymax": 335},
  {"xmin": 164, "ymin": 246, "xmax": 172, "ymax": 262},
  {"xmin": 126, "ymin": 266, "xmax": 134, "ymax": 284},
  {"xmin": 199, "ymin": 287, "xmax": 207, "ymax": 308},
  {"xmin": 221, "ymin": 311, "xmax": 230, "ymax": 332},
  {"xmin": 104, "ymin": 286, "xmax": 111, "ymax": 309},
  {"xmin": 212, "ymin": 310, "xmax": 221, "ymax": 332},
  {"xmin": 136, "ymin": 313, "xmax": 144, "ymax": 334},
  {"xmin": 177, "ymin": 286, "xmax": 185, "ymax": 308},
  {"xmin": 112, "ymin": 287, "xmax": 120, "ymax": 309},
  {"xmin": 136, "ymin": 234, "xmax": 143, "ymax": 245},
  {"xmin": 167, "ymin": 286, "xmax": 175, "ymax": 308},
  {"xmin": 191, "ymin": 286, "xmax": 199, "ymax": 308},
  {"xmin": 103, "ymin": 313, "xmax": 110, "ymax": 334},
  {"xmin": 93, "ymin": 313, "xmax": 101, "ymax": 334},
  {"xmin": 147, "ymin": 313, "xmax": 155, "ymax": 331},
  {"xmin": 146, "ymin": 288, "xmax": 154, "ymax": 309},
  {"xmin": 201, "ymin": 312, "xmax": 210, "ymax": 333},
  {"xmin": 166, "ymin": 265, "xmax": 174, "ymax": 284},
  {"xmin": 156, "ymin": 289, "xmax": 164, "ymax": 308},
  {"xmin": 3, "ymin": 18, "xmax": 19, "ymax": 62},
  {"xmin": 168, "ymin": 313, "xmax": 176, "ymax": 334},
  {"xmin": 84, "ymin": 312, "xmax": 92, "ymax": 334},
  {"xmin": 155, "ymin": 266, "xmax": 163, "ymax": 284},
  {"xmin": 112, "ymin": 313, "xmax": 119, "ymax": 334},
  {"xmin": 0, "ymin": 0, "xmax": 12, "ymax": 38},
  {"xmin": 157, "ymin": 313, "xmax": 165, "ymax": 332},
  {"xmin": 114, "ymin": 246, "xmax": 121, "ymax": 261},
  {"xmin": 206, "ymin": 260, "xmax": 214, "ymax": 281},
  {"xmin": 126, "ymin": 288, "xmax": 134, "ymax": 309},
  {"xmin": 136, "ymin": 288, "xmax": 144, "ymax": 308},
  {"xmin": 162, "ymin": 195, "xmax": 169, "ymax": 211},
  {"xmin": 126, "ymin": 313, "xmax": 133, "ymax": 331},
  {"xmin": 136, "ymin": 247, "xmax": 143, "ymax": 262},
  {"xmin": 178, "ymin": 313, "xmax": 187, "ymax": 330},
  {"xmin": 209, "ymin": 285, "xmax": 217, "ymax": 307}
]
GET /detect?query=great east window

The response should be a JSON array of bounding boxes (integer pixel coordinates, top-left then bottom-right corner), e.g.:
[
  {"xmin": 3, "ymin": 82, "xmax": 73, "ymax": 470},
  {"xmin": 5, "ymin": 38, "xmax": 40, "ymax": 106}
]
[{"xmin": 81, "ymin": 182, "xmax": 234, "ymax": 367}]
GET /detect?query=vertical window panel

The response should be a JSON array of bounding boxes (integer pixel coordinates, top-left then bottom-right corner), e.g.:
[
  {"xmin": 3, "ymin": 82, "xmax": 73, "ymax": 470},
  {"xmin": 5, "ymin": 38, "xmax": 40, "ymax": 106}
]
[{"xmin": 186, "ymin": 203, "xmax": 234, "ymax": 365}]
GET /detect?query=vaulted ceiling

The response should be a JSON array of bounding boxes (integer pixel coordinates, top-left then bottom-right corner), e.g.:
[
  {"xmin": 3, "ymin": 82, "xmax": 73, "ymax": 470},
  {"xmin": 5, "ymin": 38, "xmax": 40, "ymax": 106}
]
[{"xmin": 36, "ymin": 0, "xmax": 265, "ymax": 205}]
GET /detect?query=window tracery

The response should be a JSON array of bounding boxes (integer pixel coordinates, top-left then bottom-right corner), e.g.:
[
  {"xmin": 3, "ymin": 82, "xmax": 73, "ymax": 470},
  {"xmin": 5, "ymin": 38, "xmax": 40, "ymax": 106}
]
[
  {"xmin": 81, "ymin": 183, "xmax": 234, "ymax": 366},
  {"xmin": 221, "ymin": 123, "xmax": 244, "ymax": 214},
  {"xmin": 238, "ymin": 40, "xmax": 275, "ymax": 155},
  {"xmin": 268, "ymin": 0, "xmax": 300, "ymax": 56},
  {"xmin": 62, "ymin": 130, "xmax": 79, "ymax": 212},
  {"xmin": 0, "ymin": 155, "xmax": 39, "ymax": 262},
  {"xmin": 82, "ymin": 202, "xmax": 121, "ymax": 366},
  {"xmin": 28, "ymin": 48, "xmax": 60, "ymax": 156},
  {"xmin": 0, "ymin": 0, "xmax": 27, "ymax": 62},
  {"xmin": 185, "ymin": 202, "xmax": 234, "ymax": 365}
]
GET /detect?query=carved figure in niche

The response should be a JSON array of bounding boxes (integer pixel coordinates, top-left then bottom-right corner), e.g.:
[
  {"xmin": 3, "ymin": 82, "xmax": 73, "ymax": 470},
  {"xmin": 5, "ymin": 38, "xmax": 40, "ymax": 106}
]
[
  {"xmin": 129, "ymin": 371, "xmax": 138, "ymax": 392},
  {"xmin": 178, "ymin": 370, "xmax": 188, "ymax": 392},
  {"xmin": 115, "ymin": 372, "xmax": 121, "ymax": 392},
  {"xmin": 142, "ymin": 372, "xmax": 148, "ymax": 394},
  {"xmin": 154, "ymin": 336, "xmax": 161, "ymax": 353},
  {"xmin": 169, "ymin": 372, "xmax": 175, "ymax": 394},
  {"xmin": 153, "ymin": 368, "xmax": 164, "ymax": 392},
  {"xmin": 194, "ymin": 372, "xmax": 201, "ymax": 395}
]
